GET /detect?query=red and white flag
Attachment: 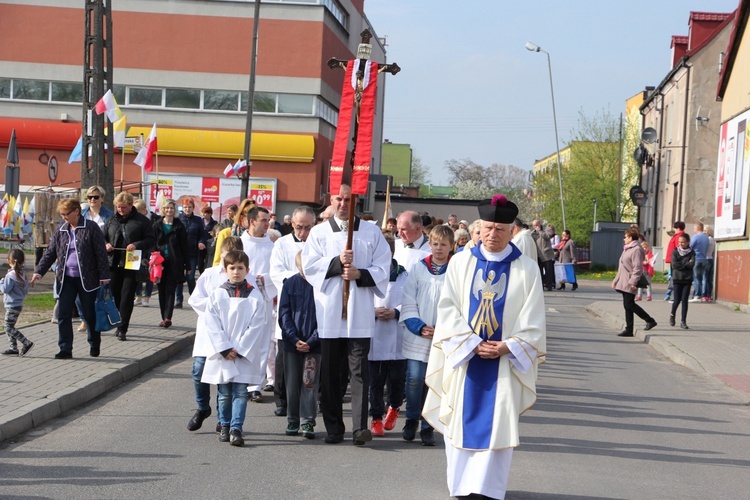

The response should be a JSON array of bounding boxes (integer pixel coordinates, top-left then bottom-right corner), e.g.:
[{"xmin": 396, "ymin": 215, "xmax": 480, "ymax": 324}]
[
  {"xmin": 134, "ymin": 124, "xmax": 158, "ymax": 173},
  {"xmin": 223, "ymin": 163, "xmax": 235, "ymax": 178},
  {"xmin": 233, "ymin": 159, "xmax": 248, "ymax": 175},
  {"xmin": 95, "ymin": 89, "xmax": 123, "ymax": 123}
]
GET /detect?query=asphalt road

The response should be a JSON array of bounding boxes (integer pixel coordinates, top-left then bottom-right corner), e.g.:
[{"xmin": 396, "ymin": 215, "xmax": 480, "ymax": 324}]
[{"xmin": 1, "ymin": 284, "xmax": 749, "ymax": 499}]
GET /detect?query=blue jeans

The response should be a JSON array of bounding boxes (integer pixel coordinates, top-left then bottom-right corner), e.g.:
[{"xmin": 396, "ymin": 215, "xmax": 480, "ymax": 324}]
[
  {"xmin": 218, "ymin": 382, "xmax": 249, "ymax": 431},
  {"xmin": 703, "ymin": 259, "xmax": 714, "ymax": 299},
  {"xmin": 192, "ymin": 357, "xmax": 211, "ymax": 411},
  {"xmin": 692, "ymin": 260, "xmax": 707, "ymax": 298},
  {"xmin": 176, "ymin": 254, "xmax": 198, "ymax": 304},
  {"xmin": 405, "ymin": 359, "xmax": 431, "ymax": 430}
]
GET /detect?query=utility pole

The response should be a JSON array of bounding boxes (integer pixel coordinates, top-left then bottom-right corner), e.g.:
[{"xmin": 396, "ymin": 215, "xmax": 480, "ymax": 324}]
[
  {"xmin": 82, "ymin": 0, "xmax": 114, "ymax": 205},
  {"xmin": 241, "ymin": 0, "xmax": 262, "ymax": 201}
]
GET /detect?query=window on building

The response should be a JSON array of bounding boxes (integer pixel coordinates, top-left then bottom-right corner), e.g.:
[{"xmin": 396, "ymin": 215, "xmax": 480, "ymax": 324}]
[
  {"xmin": 0, "ymin": 78, "xmax": 9, "ymax": 98},
  {"xmin": 13, "ymin": 79, "xmax": 49, "ymax": 101},
  {"xmin": 242, "ymin": 92, "xmax": 276, "ymax": 113},
  {"xmin": 166, "ymin": 88, "xmax": 201, "ymax": 109},
  {"xmin": 51, "ymin": 82, "xmax": 83, "ymax": 103},
  {"xmin": 278, "ymin": 94, "xmax": 313, "ymax": 114},
  {"xmin": 129, "ymin": 87, "xmax": 163, "ymax": 106},
  {"xmin": 113, "ymin": 85, "xmax": 126, "ymax": 105},
  {"xmin": 204, "ymin": 90, "xmax": 240, "ymax": 111}
]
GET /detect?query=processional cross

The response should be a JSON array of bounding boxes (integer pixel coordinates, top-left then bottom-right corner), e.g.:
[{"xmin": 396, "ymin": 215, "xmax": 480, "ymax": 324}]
[{"xmin": 328, "ymin": 29, "xmax": 400, "ymax": 318}]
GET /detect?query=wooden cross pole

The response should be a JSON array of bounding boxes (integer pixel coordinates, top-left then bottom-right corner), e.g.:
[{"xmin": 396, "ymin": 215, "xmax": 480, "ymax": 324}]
[{"xmin": 328, "ymin": 29, "xmax": 400, "ymax": 319}]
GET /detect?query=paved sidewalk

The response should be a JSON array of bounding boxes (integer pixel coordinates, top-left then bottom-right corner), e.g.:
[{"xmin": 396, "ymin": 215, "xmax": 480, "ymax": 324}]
[
  {"xmin": 585, "ymin": 283, "xmax": 750, "ymax": 402},
  {"xmin": 0, "ymin": 301, "xmax": 196, "ymax": 442}
]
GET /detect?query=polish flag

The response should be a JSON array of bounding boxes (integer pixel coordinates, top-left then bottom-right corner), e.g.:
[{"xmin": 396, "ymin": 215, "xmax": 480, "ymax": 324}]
[
  {"xmin": 134, "ymin": 124, "xmax": 158, "ymax": 173},
  {"xmin": 233, "ymin": 159, "xmax": 248, "ymax": 175},
  {"xmin": 95, "ymin": 89, "xmax": 123, "ymax": 123},
  {"xmin": 224, "ymin": 163, "xmax": 235, "ymax": 178}
]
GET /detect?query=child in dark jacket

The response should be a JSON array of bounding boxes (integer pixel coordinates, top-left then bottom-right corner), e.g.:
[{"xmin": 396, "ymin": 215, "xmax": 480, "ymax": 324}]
[{"xmin": 278, "ymin": 251, "xmax": 320, "ymax": 439}]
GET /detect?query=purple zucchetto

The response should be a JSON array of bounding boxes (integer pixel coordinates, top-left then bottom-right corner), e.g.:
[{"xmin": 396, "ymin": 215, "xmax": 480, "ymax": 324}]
[{"xmin": 478, "ymin": 193, "xmax": 518, "ymax": 223}]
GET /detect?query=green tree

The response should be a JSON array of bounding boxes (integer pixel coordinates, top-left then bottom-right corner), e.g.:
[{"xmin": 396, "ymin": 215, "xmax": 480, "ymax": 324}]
[{"xmin": 533, "ymin": 108, "xmax": 621, "ymax": 246}]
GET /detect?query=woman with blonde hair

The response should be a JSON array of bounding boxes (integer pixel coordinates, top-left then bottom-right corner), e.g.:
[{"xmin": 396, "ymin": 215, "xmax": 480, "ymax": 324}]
[
  {"xmin": 212, "ymin": 198, "xmax": 256, "ymax": 266},
  {"xmin": 104, "ymin": 192, "xmax": 155, "ymax": 341},
  {"xmin": 152, "ymin": 198, "xmax": 188, "ymax": 328}
]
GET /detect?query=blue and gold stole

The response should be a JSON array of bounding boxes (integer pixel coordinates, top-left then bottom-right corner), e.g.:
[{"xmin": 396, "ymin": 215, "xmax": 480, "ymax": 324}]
[{"xmin": 462, "ymin": 242, "xmax": 521, "ymax": 449}]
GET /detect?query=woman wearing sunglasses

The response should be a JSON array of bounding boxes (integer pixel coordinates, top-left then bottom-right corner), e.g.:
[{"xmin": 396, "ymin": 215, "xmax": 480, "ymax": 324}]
[{"xmin": 80, "ymin": 185, "xmax": 113, "ymax": 232}]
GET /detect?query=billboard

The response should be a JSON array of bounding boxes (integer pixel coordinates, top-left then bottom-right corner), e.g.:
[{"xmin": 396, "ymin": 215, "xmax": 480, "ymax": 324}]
[
  {"xmin": 144, "ymin": 173, "xmax": 277, "ymax": 216},
  {"xmin": 715, "ymin": 109, "xmax": 750, "ymax": 239}
]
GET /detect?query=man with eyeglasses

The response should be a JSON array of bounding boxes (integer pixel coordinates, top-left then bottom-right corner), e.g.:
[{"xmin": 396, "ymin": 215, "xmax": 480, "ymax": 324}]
[
  {"xmin": 269, "ymin": 206, "xmax": 316, "ymax": 417},
  {"xmin": 176, "ymin": 198, "xmax": 207, "ymax": 308}
]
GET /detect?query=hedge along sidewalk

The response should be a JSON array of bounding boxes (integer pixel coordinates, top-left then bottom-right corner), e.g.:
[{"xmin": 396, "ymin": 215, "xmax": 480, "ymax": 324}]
[{"xmin": 0, "ymin": 299, "xmax": 197, "ymax": 443}]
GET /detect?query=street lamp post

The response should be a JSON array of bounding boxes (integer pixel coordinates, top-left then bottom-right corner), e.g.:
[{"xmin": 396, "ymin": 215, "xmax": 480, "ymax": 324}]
[{"xmin": 526, "ymin": 41, "xmax": 567, "ymax": 230}]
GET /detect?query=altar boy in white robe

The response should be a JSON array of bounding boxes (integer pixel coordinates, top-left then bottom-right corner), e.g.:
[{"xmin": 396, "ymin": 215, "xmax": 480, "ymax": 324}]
[
  {"xmin": 302, "ymin": 184, "xmax": 391, "ymax": 446},
  {"xmin": 423, "ymin": 194, "xmax": 546, "ymax": 499},
  {"xmin": 201, "ymin": 250, "xmax": 270, "ymax": 447}
]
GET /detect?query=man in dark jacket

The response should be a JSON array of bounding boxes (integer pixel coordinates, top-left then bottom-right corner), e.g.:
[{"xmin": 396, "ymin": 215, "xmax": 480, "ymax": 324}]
[
  {"xmin": 176, "ymin": 198, "xmax": 207, "ymax": 308},
  {"xmin": 104, "ymin": 192, "xmax": 155, "ymax": 341}
]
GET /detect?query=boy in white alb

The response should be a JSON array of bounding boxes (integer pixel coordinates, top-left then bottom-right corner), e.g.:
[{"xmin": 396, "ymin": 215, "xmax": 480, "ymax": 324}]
[
  {"xmin": 186, "ymin": 236, "xmax": 245, "ymax": 432},
  {"xmin": 201, "ymin": 250, "xmax": 270, "ymax": 447}
]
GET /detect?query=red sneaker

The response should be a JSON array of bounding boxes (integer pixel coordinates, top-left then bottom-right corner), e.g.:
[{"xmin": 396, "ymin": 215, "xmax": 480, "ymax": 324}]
[
  {"xmin": 383, "ymin": 406, "xmax": 400, "ymax": 431},
  {"xmin": 370, "ymin": 418, "xmax": 385, "ymax": 437}
]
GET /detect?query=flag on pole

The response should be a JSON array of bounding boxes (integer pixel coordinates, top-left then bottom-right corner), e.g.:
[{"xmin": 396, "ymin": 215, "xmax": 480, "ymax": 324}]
[
  {"xmin": 95, "ymin": 89, "xmax": 123, "ymax": 123},
  {"xmin": 154, "ymin": 189, "xmax": 165, "ymax": 214},
  {"xmin": 112, "ymin": 115, "xmax": 127, "ymax": 148},
  {"xmin": 13, "ymin": 195, "xmax": 22, "ymax": 218},
  {"xmin": 224, "ymin": 163, "xmax": 235, "ymax": 178},
  {"xmin": 134, "ymin": 124, "xmax": 157, "ymax": 173},
  {"xmin": 21, "ymin": 197, "xmax": 32, "ymax": 233},
  {"xmin": 68, "ymin": 136, "xmax": 83, "ymax": 164},
  {"xmin": 233, "ymin": 159, "xmax": 248, "ymax": 175}
]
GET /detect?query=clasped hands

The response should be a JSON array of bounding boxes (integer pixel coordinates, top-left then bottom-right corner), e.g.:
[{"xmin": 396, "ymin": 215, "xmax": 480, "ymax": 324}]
[
  {"xmin": 339, "ymin": 249, "xmax": 360, "ymax": 281},
  {"xmin": 474, "ymin": 340, "xmax": 508, "ymax": 359}
]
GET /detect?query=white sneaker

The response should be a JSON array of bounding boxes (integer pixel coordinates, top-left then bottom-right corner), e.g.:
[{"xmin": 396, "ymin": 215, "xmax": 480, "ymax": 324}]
[
  {"xmin": 142, "ymin": 300, "xmax": 150, "ymax": 307},
  {"xmin": 133, "ymin": 299, "xmax": 142, "ymax": 306},
  {"xmin": 689, "ymin": 297, "xmax": 701, "ymax": 303}
]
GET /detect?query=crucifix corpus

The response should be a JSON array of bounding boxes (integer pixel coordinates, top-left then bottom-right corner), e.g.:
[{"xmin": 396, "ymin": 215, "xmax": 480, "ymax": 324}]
[{"xmin": 328, "ymin": 29, "xmax": 400, "ymax": 319}]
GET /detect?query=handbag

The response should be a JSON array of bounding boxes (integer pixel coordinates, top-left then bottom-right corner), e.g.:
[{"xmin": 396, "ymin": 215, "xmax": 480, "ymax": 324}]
[
  {"xmin": 95, "ymin": 284, "xmax": 122, "ymax": 332},
  {"xmin": 636, "ymin": 274, "xmax": 650, "ymax": 289}
]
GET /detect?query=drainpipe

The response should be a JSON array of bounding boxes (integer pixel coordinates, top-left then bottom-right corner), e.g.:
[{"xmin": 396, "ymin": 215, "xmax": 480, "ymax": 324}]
[
  {"xmin": 678, "ymin": 63, "xmax": 691, "ymax": 221},
  {"xmin": 653, "ymin": 91, "xmax": 666, "ymax": 247}
]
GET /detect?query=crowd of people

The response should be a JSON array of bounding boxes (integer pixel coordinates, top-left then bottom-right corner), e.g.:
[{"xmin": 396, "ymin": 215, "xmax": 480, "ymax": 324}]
[{"xmin": 2, "ymin": 188, "xmax": 551, "ymax": 498}]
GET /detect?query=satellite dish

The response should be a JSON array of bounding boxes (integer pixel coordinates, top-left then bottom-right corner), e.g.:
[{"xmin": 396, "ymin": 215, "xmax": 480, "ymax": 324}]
[
  {"xmin": 642, "ymin": 127, "xmax": 658, "ymax": 144},
  {"xmin": 633, "ymin": 145, "xmax": 646, "ymax": 166}
]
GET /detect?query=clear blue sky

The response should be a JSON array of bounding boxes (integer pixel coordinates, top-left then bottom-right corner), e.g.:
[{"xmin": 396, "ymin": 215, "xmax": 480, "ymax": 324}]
[{"xmin": 366, "ymin": 0, "xmax": 741, "ymax": 185}]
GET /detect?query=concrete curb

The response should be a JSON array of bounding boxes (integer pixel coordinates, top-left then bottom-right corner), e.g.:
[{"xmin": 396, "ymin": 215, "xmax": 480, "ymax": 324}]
[{"xmin": 0, "ymin": 333, "xmax": 195, "ymax": 443}]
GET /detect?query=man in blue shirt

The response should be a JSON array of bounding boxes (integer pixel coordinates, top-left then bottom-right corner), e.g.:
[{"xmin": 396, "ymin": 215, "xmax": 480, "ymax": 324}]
[{"xmin": 689, "ymin": 221, "xmax": 709, "ymax": 302}]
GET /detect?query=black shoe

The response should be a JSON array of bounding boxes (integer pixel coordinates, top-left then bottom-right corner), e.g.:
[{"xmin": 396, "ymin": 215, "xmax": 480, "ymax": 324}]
[
  {"xmin": 274, "ymin": 406, "xmax": 287, "ymax": 417},
  {"xmin": 263, "ymin": 384, "xmax": 274, "ymax": 392},
  {"xmin": 669, "ymin": 315, "xmax": 675, "ymax": 327},
  {"xmin": 420, "ymin": 427, "xmax": 436, "ymax": 446},
  {"xmin": 229, "ymin": 428, "xmax": 244, "ymax": 447},
  {"xmin": 680, "ymin": 322, "xmax": 689, "ymax": 330},
  {"xmin": 402, "ymin": 419, "xmax": 418, "ymax": 441},
  {"xmin": 557, "ymin": 284, "xmax": 566, "ymax": 290},
  {"xmin": 2, "ymin": 348, "xmax": 19, "ymax": 355},
  {"xmin": 249, "ymin": 391, "xmax": 263, "ymax": 402},
  {"xmin": 216, "ymin": 422, "xmax": 222, "ymax": 433},
  {"xmin": 644, "ymin": 320, "xmax": 657, "ymax": 331},
  {"xmin": 55, "ymin": 350, "xmax": 73, "ymax": 359},
  {"xmin": 19, "ymin": 342, "xmax": 34, "ymax": 357},
  {"xmin": 187, "ymin": 408, "xmax": 212, "ymax": 431},
  {"xmin": 353, "ymin": 429, "xmax": 372, "ymax": 446},
  {"xmin": 116, "ymin": 329, "xmax": 126, "ymax": 341},
  {"xmin": 617, "ymin": 331, "xmax": 634, "ymax": 337},
  {"xmin": 89, "ymin": 345, "xmax": 100, "ymax": 357},
  {"xmin": 219, "ymin": 425, "xmax": 230, "ymax": 442},
  {"xmin": 174, "ymin": 303, "xmax": 183, "ymax": 309},
  {"xmin": 571, "ymin": 283, "xmax": 578, "ymax": 291},
  {"xmin": 324, "ymin": 434, "xmax": 344, "ymax": 444}
]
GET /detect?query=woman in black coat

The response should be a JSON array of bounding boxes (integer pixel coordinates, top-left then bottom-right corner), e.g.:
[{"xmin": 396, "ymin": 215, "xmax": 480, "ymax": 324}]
[
  {"xmin": 104, "ymin": 192, "xmax": 155, "ymax": 341},
  {"xmin": 670, "ymin": 233, "xmax": 695, "ymax": 329},
  {"xmin": 153, "ymin": 199, "xmax": 189, "ymax": 328}
]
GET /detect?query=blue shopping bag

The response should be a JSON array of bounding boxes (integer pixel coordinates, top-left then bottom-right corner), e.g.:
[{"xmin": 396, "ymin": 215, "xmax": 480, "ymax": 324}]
[{"xmin": 95, "ymin": 285, "xmax": 122, "ymax": 332}]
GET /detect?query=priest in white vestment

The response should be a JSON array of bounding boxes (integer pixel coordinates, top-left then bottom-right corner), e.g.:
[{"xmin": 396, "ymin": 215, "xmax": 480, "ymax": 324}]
[{"xmin": 423, "ymin": 194, "xmax": 546, "ymax": 499}]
